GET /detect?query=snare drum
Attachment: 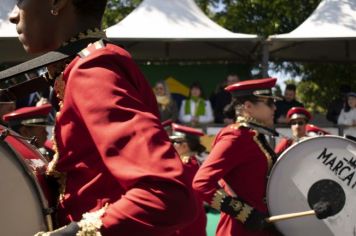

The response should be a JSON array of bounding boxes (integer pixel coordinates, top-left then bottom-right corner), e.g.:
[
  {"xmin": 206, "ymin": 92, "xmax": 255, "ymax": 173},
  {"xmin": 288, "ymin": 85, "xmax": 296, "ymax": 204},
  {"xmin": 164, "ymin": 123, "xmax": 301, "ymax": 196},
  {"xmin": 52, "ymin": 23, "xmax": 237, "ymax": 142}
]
[
  {"xmin": 0, "ymin": 126, "xmax": 53, "ymax": 235},
  {"xmin": 267, "ymin": 136, "xmax": 356, "ymax": 236}
]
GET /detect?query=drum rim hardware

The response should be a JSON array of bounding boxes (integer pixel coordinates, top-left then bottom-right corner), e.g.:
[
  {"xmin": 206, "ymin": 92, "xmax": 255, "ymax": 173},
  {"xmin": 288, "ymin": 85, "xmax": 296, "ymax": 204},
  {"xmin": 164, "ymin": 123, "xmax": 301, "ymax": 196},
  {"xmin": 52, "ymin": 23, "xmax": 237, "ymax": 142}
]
[{"xmin": 0, "ymin": 128, "xmax": 38, "ymax": 146}]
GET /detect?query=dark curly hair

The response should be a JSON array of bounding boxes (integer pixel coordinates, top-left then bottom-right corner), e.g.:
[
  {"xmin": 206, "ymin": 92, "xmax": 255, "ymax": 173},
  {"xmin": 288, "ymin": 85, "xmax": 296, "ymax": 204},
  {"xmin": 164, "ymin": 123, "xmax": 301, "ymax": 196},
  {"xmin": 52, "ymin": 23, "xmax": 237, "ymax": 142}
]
[{"xmin": 72, "ymin": 0, "xmax": 108, "ymax": 22}]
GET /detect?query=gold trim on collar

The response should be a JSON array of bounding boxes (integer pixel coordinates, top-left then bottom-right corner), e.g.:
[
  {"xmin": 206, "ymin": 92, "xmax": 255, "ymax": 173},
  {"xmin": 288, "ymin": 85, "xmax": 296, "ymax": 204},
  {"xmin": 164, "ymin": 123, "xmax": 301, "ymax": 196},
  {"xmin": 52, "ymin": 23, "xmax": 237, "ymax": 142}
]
[
  {"xmin": 180, "ymin": 153, "xmax": 196, "ymax": 164},
  {"xmin": 180, "ymin": 155, "xmax": 191, "ymax": 164},
  {"xmin": 236, "ymin": 116, "xmax": 266, "ymax": 127}
]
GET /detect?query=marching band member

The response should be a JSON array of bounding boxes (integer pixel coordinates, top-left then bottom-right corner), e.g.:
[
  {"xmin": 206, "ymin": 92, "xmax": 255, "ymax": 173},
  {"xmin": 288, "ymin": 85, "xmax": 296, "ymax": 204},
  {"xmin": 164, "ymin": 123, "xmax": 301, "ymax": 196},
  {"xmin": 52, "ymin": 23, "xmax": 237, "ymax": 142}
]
[
  {"xmin": 8, "ymin": 0, "xmax": 198, "ymax": 235},
  {"xmin": 170, "ymin": 123, "xmax": 207, "ymax": 236},
  {"xmin": 0, "ymin": 91, "xmax": 16, "ymax": 127},
  {"xmin": 3, "ymin": 104, "xmax": 52, "ymax": 150},
  {"xmin": 193, "ymin": 78, "xmax": 281, "ymax": 236},
  {"xmin": 275, "ymin": 107, "xmax": 312, "ymax": 155},
  {"xmin": 305, "ymin": 124, "xmax": 330, "ymax": 137}
]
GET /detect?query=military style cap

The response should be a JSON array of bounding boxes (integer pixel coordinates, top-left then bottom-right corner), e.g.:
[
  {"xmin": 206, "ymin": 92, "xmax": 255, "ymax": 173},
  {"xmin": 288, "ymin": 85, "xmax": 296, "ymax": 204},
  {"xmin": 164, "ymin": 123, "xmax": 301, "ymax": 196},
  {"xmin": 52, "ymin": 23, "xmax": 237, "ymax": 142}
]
[
  {"xmin": 286, "ymin": 107, "xmax": 312, "ymax": 121},
  {"xmin": 306, "ymin": 124, "xmax": 330, "ymax": 136},
  {"xmin": 224, "ymin": 78, "xmax": 280, "ymax": 99},
  {"xmin": 347, "ymin": 92, "xmax": 356, "ymax": 98},
  {"xmin": 3, "ymin": 104, "xmax": 52, "ymax": 127},
  {"xmin": 170, "ymin": 123, "xmax": 204, "ymax": 141}
]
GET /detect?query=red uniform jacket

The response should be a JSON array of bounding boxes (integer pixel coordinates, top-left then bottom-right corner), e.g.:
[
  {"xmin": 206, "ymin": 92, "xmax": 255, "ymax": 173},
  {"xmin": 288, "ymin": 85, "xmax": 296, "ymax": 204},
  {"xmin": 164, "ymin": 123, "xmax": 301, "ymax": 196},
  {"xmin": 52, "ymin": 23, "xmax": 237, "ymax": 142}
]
[
  {"xmin": 51, "ymin": 42, "xmax": 197, "ymax": 235},
  {"xmin": 274, "ymin": 138, "xmax": 293, "ymax": 156},
  {"xmin": 174, "ymin": 155, "xmax": 206, "ymax": 236},
  {"xmin": 193, "ymin": 123, "xmax": 277, "ymax": 236}
]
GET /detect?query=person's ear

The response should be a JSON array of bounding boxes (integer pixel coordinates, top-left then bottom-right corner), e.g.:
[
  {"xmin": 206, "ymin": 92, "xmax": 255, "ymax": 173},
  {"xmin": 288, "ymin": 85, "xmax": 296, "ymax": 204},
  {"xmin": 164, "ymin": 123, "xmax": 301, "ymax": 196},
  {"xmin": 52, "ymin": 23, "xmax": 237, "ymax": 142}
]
[
  {"xmin": 181, "ymin": 142, "xmax": 190, "ymax": 152},
  {"xmin": 50, "ymin": 0, "xmax": 70, "ymax": 15},
  {"xmin": 244, "ymin": 100, "xmax": 254, "ymax": 110}
]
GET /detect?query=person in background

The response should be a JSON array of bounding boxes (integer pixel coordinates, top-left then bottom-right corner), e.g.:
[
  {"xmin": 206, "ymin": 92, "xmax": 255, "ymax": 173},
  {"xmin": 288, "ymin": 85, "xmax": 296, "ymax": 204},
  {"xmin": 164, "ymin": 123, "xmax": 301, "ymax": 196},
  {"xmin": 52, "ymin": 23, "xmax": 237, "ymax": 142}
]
[
  {"xmin": 153, "ymin": 80, "xmax": 178, "ymax": 122},
  {"xmin": 305, "ymin": 124, "xmax": 330, "ymax": 137},
  {"xmin": 337, "ymin": 92, "xmax": 356, "ymax": 126},
  {"xmin": 0, "ymin": 91, "xmax": 16, "ymax": 126},
  {"xmin": 179, "ymin": 82, "xmax": 214, "ymax": 126},
  {"xmin": 210, "ymin": 74, "xmax": 240, "ymax": 124},
  {"xmin": 3, "ymin": 104, "xmax": 52, "ymax": 158},
  {"xmin": 193, "ymin": 78, "xmax": 281, "ymax": 236},
  {"xmin": 274, "ymin": 84, "xmax": 304, "ymax": 124},
  {"xmin": 275, "ymin": 107, "xmax": 311, "ymax": 156},
  {"xmin": 170, "ymin": 123, "xmax": 207, "ymax": 236},
  {"xmin": 326, "ymin": 84, "xmax": 351, "ymax": 124},
  {"xmin": 9, "ymin": 0, "xmax": 198, "ymax": 234}
]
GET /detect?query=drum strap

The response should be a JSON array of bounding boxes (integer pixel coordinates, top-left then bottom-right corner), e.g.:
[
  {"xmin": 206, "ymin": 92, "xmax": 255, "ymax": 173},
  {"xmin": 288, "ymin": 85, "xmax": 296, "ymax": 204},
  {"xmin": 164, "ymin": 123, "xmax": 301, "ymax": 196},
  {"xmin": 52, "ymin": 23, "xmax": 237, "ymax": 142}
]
[{"xmin": 0, "ymin": 37, "xmax": 105, "ymax": 99}]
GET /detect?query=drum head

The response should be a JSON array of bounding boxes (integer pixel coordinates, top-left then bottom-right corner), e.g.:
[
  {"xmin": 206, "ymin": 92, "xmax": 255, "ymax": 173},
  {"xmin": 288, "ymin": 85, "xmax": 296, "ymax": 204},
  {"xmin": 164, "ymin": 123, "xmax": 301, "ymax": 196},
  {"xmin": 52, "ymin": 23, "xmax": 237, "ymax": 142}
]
[
  {"xmin": 0, "ymin": 139, "xmax": 49, "ymax": 235},
  {"xmin": 267, "ymin": 136, "xmax": 356, "ymax": 236}
]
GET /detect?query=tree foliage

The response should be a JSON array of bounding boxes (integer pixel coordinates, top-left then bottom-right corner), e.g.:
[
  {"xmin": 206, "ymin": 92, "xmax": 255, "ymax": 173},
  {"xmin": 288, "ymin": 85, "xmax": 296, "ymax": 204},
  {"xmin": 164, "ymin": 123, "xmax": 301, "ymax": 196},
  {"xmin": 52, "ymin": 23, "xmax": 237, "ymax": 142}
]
[
  {"xmin": 213, "ymin": 0, "xmax": 321, "ymax": 37},
  {"xmin": 103, "ymin": 0, "xmax": 142, "ymax": 29}
]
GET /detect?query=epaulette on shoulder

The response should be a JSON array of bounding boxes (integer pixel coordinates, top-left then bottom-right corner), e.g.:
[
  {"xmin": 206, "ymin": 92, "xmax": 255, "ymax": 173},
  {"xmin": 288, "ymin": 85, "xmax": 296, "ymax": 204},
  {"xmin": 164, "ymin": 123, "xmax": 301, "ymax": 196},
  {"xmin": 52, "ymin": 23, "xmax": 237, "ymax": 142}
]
[
  {"xmin": 229, "ymin": 123, "xmax": 242, "ymax": 131},
  {"xmin": 78, "ymin": 40, "xmax": 105, "ymax": 58}
]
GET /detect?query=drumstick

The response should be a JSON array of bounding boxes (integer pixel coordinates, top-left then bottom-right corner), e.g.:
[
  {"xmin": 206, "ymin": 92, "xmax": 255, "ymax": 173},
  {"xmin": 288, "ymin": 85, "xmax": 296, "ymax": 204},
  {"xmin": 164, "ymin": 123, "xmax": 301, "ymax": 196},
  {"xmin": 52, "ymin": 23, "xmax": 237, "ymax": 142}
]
[{"xmin": 266, "ymin": 210, "xmax": 316, "ymax": 223}]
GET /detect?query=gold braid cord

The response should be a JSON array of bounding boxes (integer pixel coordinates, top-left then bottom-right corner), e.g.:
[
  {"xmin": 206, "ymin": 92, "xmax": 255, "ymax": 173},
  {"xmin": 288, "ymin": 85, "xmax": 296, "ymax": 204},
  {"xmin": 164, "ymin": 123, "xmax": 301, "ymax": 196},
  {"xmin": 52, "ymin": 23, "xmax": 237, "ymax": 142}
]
[
  {"xmin": 211, "ymin": 189, "xmax": 253, "ymax": 224},
  {"xmin": 236, "ymin": 116, "xmax": 273, "ymax": 171},
  {"xmin": 252, "ymin": 130, "xmax": 273, "ymax": 171},
  {"xmin": 76, "ymin": 204, "xmax": 108, "ymax": 236},
  {"xmin": 46, "ymin": 72, "xmax": 67, "ymax": 202}
]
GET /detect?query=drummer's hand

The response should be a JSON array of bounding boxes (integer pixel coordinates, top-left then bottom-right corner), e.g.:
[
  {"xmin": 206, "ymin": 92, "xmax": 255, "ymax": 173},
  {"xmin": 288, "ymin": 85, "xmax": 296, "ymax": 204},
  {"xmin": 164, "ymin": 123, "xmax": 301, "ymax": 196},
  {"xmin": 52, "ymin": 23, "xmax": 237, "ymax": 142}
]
[
  {"xmin": 244, "ymin": 210, "xmax": 270, "ymax": 231},
  {"xmin": 34, "ymin": 222, "xmax": 79, "ymax": 236}
]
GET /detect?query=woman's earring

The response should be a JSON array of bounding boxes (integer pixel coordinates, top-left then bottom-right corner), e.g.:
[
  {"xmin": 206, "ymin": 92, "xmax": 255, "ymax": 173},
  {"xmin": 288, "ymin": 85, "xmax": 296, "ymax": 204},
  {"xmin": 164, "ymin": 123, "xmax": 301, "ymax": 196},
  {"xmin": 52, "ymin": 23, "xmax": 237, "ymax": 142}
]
[{"xmin": 51, "ymin": 9, "xmax": 58, "ymax": 16}]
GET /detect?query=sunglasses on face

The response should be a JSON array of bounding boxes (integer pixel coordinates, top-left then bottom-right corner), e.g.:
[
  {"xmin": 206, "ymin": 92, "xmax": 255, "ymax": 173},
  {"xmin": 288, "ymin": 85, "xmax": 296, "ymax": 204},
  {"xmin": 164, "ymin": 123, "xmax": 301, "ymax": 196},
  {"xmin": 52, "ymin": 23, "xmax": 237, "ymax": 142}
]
[
  {"xmin": 257, "ymin": 98, "xmax": 276, "ymax": 108},
  {"xmin": 171, "ymin": 140, "xmax": 186, "ymax": 145},
  {"xmin": 291, "ymin": 120, "xmax": 306, "ymax": 126}
]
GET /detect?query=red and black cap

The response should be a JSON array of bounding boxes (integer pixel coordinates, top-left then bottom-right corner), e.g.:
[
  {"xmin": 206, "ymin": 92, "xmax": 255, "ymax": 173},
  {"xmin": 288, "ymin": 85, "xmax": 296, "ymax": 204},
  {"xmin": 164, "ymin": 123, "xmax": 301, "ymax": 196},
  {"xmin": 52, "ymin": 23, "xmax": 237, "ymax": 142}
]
[
  {"xmin": 225, "ymin": 78, "xmax": 280, "ymax": 99},
  {"xmin": 286, "ymin": 107, "xmax": 312, "ymax": 122},
  {"xmin": 170, "ymin": 123, "xmax": 204, "ymax": 141},
  {"xmin": 3, "ymin": 104, "xmax": 53, "ymax": 127},
  {"xmin": 306, "ymin": 124, "xmax": 330, "ymax": 136}
]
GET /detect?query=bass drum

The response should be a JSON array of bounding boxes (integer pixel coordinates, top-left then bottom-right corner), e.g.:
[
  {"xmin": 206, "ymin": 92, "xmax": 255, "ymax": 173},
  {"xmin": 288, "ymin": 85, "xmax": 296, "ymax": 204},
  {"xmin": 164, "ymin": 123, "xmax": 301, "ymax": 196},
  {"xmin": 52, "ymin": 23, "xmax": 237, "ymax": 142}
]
[
  {"xmin": 0, "ymin": 127, "xmax": 53, "ymax": 235},
  {"xmin": 267, "ymin": 135, "xmax": 356, "ymax": 236}
]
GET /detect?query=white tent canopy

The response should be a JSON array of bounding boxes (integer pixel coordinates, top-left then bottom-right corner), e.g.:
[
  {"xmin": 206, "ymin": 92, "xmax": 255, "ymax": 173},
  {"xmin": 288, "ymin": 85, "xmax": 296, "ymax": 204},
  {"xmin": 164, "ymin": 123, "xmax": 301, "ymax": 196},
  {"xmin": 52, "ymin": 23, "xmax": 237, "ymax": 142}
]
[
  {"xmin": 105, "ymin": 0, "xmax": 261, "ymax": 62},
  {"xmin": 268, "ymin": 0, "xmax": 356, "ymax": 62},
  {"xmin": 0, "ymin": 0, "xmax": 260, "ymax": 63},
  {"xmin": 0, "ymin": 1, "xmax": 33, "ymax": 63}
]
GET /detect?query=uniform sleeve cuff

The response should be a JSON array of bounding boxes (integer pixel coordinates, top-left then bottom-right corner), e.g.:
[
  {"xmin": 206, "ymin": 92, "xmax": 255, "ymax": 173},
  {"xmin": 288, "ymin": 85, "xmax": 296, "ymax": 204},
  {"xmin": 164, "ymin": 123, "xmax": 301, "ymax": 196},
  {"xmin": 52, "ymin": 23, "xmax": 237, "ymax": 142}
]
[{"xmin": 77, "ymin": 204, "xmax": 108, "ymax": 236}]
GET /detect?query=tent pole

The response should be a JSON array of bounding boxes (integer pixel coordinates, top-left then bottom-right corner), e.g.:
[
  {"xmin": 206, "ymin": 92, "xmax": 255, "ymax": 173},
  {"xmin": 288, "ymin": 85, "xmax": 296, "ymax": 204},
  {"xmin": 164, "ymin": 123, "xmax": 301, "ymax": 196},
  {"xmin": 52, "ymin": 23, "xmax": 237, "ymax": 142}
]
[{"xmin": 261, "ymin": 39, "xmax": 269, "ymax": 77}]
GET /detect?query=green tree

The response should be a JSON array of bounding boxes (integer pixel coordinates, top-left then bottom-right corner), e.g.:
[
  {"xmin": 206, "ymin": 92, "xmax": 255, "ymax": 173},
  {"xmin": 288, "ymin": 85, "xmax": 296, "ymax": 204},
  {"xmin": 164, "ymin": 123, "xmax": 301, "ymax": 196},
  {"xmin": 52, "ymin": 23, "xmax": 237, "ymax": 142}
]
[
  {"xmin": 213, "ymin": 0, "xmax": 321, "ymax": 37},
  {"xmin": 103, "ymin": 0, "xmax": 142, "ymax": 29}
]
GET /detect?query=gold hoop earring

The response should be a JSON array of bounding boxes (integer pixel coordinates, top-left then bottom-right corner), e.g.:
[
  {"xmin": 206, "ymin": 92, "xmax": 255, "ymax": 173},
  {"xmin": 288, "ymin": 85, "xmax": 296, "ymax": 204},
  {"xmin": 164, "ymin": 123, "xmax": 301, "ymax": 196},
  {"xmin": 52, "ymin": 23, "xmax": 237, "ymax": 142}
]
[{"xmin": 51, "ymin": 9, "xmax": 58, "ymax": 16}]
